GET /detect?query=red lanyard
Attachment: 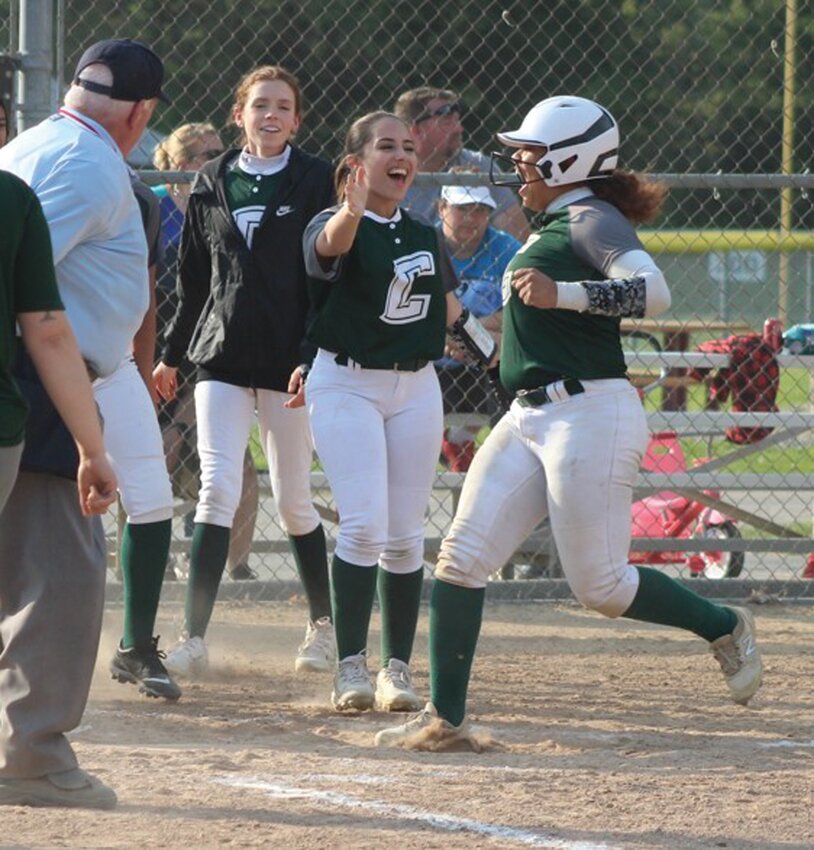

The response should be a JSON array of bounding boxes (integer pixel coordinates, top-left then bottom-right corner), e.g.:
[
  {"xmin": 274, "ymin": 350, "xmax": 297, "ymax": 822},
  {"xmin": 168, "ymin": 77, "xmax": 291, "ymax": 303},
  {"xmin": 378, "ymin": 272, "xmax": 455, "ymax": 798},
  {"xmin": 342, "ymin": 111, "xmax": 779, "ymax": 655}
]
[{"xmin": 57, "ymin": 107, "xmax": 102, "ymax": 138}]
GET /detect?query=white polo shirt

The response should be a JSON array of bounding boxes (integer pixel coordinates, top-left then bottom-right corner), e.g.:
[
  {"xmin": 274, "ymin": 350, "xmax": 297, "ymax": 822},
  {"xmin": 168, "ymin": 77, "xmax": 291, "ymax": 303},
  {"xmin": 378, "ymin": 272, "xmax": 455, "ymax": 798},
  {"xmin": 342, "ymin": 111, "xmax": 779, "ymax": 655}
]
[{"xmin": 0, "ymin": 107, "xmax": 148, "ymax": 377}]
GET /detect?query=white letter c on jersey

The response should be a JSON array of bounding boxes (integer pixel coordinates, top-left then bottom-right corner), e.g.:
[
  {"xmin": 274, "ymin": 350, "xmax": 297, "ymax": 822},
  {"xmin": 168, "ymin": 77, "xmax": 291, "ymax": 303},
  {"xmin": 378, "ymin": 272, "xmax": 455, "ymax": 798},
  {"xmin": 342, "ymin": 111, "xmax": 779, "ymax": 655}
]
[{"xmin": 380, "ymin": 251, "xmax": 435, "ymax": 325}]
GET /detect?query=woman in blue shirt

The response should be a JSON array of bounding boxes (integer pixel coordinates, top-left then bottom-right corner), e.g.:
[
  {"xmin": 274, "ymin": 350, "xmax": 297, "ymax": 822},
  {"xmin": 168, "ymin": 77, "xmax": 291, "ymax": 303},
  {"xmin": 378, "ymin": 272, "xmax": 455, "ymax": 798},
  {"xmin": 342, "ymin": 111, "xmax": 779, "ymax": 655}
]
[{"xmin": 436, "ymin": 184, "xmax": 520, "ymax": 470}]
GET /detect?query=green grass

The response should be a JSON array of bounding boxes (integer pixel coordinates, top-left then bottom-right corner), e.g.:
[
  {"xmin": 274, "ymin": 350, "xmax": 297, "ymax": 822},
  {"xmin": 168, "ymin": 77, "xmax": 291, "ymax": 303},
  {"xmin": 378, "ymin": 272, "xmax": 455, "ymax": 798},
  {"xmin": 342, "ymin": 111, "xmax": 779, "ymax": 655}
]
[
  {"xmin": 248, "ymin": 369, "xmax": 814, "ymax": 481},
  {"xmin": 641, "ymin": 368, "xmax": 814, "ymax": 474},
  {"xmin": 249, "ymin": 429, "xmax": 266, "ymax": 470}
]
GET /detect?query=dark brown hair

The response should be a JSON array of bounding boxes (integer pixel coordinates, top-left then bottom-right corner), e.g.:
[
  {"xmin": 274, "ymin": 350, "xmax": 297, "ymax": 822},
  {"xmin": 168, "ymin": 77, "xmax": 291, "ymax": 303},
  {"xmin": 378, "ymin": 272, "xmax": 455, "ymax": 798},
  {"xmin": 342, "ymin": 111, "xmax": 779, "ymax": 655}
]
[
  {"xmin": 591, "ymin": 169, "xmax": 667, "ymax": 224},
  {"xmin": 333, "ymin": 111, "xmax": 410, "ymax": 202}
]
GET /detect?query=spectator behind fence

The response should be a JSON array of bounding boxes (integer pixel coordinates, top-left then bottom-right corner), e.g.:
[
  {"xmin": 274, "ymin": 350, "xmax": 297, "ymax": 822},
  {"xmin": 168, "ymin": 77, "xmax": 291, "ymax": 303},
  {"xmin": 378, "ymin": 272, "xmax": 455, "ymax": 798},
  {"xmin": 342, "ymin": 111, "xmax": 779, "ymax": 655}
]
[
  {"xmin": 154, "ymin": 65, "xmax": 336, "ymax": 680},
  {"xmin": 0, "ymin": 39, "xmax": 180, "ymax": 708},
  {"xmin": 0, "ymin": 37, "xmax": 174, "ymax": 808},
  {"xmin": 393, "ymin": 86, "xmax": 529, "ymax": 242},
  {"xmin": 152, "ymin": 123, "xmax": 259, "ymax": 582},
  {"xmin": 435, "ymin": 183, "xmax": 520, "ymax": 471}
]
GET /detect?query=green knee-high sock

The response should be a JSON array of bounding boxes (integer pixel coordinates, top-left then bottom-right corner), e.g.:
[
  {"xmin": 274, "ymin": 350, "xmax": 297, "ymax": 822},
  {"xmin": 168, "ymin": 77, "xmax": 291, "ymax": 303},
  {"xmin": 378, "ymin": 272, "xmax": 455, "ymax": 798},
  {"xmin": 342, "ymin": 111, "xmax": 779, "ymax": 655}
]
[
  {"xmin": 429, "ymin": 580, "xmax": 486, "ymax": 727},
  {"xmin": 622, "ymin": 566, "xmax": 737, "ymax": 642},
  {"xmin": 186, "ymin": 522, "xmax": 231, "ymax": 639},
  {"xmin": 331, "ymin": 555, "xmax": 378, "ymax": 660},
  {"xmin": 378, "ymin": 567, "xmax": 423, "ymax": 666},
  {"xmin": 121, "ymin": 519, "xmax": 172, "ymax": 648},
  {"xmin": 289, "ymin": 525, "xmax": 331, "ymax": 622}
]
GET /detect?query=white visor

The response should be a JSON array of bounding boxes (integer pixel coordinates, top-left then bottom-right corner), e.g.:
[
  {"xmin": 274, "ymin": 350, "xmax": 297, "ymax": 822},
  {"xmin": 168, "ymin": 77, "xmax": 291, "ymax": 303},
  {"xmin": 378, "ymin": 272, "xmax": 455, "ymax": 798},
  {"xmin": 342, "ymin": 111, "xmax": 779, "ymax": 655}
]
[{"xmin": 440, "ymin": 185, "xmax": 497, "ymax": 208}]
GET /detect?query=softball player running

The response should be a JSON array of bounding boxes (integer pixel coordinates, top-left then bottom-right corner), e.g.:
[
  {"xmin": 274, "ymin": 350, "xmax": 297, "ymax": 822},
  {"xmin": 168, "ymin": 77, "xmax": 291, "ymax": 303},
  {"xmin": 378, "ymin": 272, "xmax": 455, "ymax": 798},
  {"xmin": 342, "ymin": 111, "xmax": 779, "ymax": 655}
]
[
  {"xmin": 153, "ymin": 66, "xmax": 336, "ymax": 677},
  {"xmin": 377, "ymin": 96, "xmax": 763, "ymax": 747},
  {"xmin": 298, "ymin": 111, "xmax": 495, "ymax": 713}
]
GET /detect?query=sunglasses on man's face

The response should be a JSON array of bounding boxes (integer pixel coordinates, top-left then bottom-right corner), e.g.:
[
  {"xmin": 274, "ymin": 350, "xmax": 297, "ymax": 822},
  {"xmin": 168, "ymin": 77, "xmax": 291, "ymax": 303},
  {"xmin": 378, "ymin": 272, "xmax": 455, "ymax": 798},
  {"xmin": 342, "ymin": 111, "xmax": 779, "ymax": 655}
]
[{"xmin": 415, "ymin": 102, "xmax": 461, "ymax": 124}]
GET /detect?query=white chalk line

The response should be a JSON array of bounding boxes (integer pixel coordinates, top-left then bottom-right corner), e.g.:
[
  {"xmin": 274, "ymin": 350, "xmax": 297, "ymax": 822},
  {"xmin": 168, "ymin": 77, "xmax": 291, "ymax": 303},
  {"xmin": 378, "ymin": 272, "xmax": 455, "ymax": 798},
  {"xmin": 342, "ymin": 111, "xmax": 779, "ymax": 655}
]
[
  {"xmin": 758, "ymin": 739, "xmax": 814, "ymax": 749},
  {"xmin": 216, "ymin": 774, "xmax": 615, "ymax": 850}
]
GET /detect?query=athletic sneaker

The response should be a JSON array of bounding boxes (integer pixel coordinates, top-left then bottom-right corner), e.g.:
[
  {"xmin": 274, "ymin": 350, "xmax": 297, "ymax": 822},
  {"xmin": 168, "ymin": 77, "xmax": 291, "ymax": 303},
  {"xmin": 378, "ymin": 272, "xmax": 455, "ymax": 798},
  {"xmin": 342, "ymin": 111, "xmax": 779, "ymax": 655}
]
[
  {"xmin": 374, "ymin": 702, "xmax": 467, "ymax": 748},
  {"xmin": 331, "ymin": 651, "xmax": 374, "ymax": 711},
  {"xmin": 294, "ymin": 617, "xmax": 335, "ymax": 673},
  {"xmin": 710, "ymin": 606, "xmax": 763, "ymax": 704},
  {"xmin": 375, "ymin": 658, "xmax": 422, "ymax": 712},
  {"xmin": 110, "ymin": 637, "xmax": 182, "ymax": 701},
  {"xmin": 164, "ymin": 634, "xmax": 209, "ymax": 679}
]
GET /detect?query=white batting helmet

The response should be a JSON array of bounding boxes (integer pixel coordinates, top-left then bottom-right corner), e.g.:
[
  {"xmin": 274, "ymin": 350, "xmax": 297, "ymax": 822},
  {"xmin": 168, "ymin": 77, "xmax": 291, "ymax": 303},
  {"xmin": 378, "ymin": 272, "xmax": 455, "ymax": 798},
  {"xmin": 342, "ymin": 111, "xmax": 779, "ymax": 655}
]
[{"xmin": 496, "ymin": 96, "xmax": 619, "ymax": 187}]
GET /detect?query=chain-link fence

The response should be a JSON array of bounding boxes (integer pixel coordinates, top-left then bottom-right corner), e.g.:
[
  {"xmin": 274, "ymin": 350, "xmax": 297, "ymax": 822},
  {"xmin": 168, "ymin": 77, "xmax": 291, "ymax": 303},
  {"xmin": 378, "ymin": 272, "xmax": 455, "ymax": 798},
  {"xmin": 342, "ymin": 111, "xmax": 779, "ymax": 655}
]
[{"xmin": 5, "ymin": 0, "xmax": 814, "ymax": 597}]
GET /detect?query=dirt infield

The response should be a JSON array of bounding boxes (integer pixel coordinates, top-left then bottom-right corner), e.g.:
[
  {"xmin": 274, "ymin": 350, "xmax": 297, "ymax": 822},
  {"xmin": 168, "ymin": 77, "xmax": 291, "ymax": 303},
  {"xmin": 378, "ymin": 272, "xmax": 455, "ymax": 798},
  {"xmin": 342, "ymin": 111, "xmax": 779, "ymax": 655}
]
[{"xmin": 3, "ymin": 598, "xmax": 814, "ymax": 850}]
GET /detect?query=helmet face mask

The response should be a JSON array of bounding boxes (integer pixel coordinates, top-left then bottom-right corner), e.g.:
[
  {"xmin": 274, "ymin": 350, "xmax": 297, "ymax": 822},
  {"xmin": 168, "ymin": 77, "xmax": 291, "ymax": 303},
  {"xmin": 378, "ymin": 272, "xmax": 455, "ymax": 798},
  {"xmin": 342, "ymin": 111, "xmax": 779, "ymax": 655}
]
[
  {"xmin": 489, "ymin": 150, "xmax": 550, "ymax": 188},
  {"xmin": 495, "ymin": 96, "xmax": 619, "ymax": 188}
]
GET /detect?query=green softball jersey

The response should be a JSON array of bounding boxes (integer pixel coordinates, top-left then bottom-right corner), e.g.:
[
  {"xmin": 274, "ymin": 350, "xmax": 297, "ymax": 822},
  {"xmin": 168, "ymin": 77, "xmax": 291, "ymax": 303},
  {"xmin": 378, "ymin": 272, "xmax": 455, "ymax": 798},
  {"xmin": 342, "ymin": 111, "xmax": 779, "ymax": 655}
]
[
  {"xmin": 499, "ymin": 195, "xmax": 644, "ymax": 395},
  {"xmin": 0, "ymin": 171, "xmax": 64, "ymax": 446},
  {"xmin": 303, "ymin": 207, "xmax": 456, "ymax": 368},
  {"xmin": 226, "ymin": 167, "xmax": 285, "ymax": 249}
]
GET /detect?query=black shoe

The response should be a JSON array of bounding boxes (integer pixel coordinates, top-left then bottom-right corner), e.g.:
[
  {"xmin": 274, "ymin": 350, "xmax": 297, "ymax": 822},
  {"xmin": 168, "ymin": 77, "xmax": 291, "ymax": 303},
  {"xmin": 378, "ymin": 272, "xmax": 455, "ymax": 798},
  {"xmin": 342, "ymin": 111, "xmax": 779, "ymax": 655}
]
[
  {"xmin": 110, "ymin": 637, "xmax": 182, "ymax": 701},
  {"xmin": 229, "ymin": 562, "xmax": 257, "ymax": 581}
]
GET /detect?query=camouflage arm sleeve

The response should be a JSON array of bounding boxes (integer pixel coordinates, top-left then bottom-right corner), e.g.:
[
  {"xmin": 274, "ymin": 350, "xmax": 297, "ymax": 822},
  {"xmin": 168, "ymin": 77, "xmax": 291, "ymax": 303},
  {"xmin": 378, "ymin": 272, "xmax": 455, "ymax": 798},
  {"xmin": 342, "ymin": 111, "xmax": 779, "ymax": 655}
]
[{"xmin": 580, "ymin": 276, "xmax": 647, "ymax": 318}]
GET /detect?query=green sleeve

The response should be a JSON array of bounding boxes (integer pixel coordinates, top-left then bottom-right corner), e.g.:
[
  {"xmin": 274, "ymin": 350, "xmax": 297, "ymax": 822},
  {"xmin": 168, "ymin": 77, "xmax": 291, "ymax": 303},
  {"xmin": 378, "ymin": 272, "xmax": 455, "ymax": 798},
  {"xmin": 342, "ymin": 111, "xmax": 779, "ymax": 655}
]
[{"xmin": 14, "ymin": 186, "xmax": 64, "ymax": 314}]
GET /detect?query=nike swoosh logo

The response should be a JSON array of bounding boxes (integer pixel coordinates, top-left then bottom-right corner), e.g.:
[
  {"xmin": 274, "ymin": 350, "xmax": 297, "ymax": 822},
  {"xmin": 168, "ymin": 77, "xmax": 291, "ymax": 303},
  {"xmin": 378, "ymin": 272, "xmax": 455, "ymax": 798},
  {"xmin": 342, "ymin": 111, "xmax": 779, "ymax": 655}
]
[{"xmin": 276, "ymin": 206, "xmax": 294, "ymax": 217}]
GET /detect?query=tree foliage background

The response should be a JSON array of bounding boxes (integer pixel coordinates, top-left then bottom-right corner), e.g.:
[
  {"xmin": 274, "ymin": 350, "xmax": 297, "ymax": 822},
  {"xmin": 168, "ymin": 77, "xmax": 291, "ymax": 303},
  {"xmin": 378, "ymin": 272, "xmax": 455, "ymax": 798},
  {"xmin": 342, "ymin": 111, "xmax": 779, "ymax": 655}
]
[{"xmin": 3, "ymin": 0, "xmax": 814, "ymax": 228}]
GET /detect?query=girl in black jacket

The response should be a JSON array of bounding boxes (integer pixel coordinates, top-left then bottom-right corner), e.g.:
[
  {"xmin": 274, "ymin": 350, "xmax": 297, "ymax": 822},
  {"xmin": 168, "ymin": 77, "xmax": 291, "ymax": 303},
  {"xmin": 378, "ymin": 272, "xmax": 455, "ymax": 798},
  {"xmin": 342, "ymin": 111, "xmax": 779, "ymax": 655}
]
[{"xmin": 154, "ymin": 65, "xmax": 335, "ymax": 678}]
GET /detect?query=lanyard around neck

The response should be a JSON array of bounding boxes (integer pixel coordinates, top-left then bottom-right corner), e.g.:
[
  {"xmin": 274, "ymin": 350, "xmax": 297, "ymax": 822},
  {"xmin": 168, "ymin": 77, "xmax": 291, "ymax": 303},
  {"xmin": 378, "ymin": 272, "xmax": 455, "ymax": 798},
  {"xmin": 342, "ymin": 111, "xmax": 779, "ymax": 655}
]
[{"xmin": 58, "ymin": 107, "xmax": 102, "ymax": 138}]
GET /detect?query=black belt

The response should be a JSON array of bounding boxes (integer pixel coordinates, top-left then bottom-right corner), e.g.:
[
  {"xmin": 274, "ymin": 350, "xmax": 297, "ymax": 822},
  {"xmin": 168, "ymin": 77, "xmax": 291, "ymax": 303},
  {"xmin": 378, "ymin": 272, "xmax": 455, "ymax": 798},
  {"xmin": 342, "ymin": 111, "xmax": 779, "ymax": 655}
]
[
  {"xmin": 516, "ymin": 378, "xmax": 585, "ymax": 407},
  {"xmin": 334, "ymin": 353, "xmax": 428, "ymax": 372}
]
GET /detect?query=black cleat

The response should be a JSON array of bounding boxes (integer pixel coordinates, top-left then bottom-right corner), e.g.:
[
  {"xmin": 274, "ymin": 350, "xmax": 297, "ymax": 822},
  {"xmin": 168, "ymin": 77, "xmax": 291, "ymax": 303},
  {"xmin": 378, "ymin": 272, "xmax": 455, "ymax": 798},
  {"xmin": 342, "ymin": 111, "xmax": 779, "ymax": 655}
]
[
  {"xmin": 228, "ymin": 562, "xmax": 257, "ymax": 581},
  {"xmin": 110, "ymin": 637, "xmax": 182, "ymax": 701}
]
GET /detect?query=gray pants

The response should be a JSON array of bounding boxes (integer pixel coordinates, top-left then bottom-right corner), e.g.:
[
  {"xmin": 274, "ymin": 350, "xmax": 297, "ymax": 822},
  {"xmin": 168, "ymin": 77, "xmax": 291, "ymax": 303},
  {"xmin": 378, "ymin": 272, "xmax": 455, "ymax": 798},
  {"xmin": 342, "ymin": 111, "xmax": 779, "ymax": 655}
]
[
  {"xmin": 0, "ymin": 472, "xmax": 106, "ymax": 778},
  {"xmin": 0, "ymin": 444, "xmax": 23, "ymax": 514}
]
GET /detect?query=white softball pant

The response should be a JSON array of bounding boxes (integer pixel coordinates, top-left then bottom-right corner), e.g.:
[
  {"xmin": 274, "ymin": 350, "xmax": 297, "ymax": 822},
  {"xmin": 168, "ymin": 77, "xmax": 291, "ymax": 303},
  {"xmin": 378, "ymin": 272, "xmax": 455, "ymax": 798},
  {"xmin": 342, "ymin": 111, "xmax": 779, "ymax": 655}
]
[
  {"xmin": 307, "ymin": 349, "xmax": 444, "ymax": 573},
  {"xmin": 436, "ymin": 378, "xmax": 649, "ymax": 617},
  {"xmin": 93, "ymin": 358, "xmax": 174, "ymax": 524},
  {"xmin": 193, "ymin": 379, "xmax": 319, "ymax": 534}
]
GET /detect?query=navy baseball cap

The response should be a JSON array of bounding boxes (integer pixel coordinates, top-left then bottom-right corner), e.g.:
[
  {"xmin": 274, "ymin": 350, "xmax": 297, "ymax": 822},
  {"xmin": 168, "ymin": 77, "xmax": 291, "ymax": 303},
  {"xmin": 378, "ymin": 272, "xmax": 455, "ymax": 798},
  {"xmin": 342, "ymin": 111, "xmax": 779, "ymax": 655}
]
[{"xmin": 73, "ymin": 38, "xmax": 170, "ymax": 104}]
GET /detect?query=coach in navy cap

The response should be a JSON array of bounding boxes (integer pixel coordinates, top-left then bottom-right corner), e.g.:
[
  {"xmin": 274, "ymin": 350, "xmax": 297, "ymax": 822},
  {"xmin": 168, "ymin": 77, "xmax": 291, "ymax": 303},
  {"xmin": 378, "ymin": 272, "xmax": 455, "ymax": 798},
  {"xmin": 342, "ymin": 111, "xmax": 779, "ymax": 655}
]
[
  {"xmin": 0, "ymin": 36, "xmax": 175, "ymax": 810},
  {"xmin": 73, "ymin": 38, "xmax": 170, "ymax": 104}
]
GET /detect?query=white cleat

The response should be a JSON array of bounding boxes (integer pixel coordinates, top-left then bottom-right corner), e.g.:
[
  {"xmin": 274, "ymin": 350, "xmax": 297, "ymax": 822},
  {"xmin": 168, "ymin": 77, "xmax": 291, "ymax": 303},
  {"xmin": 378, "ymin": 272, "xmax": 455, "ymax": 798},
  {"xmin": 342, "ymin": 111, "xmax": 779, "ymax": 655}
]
[
  {"xmin": 375, "ymin": 658, "xmax": 422, "ymax": 712},
  {"xmin": 331, "ymin": 651, "xmax": 374, "ymax": 711},
  {"xmin": 164, "ymin": 634, "xmax": 209, "ymax": 679},
  {"xmin": 295, "ymin": 617, "xmax": 336, "ymax": 673},
  {"xmin": 710, "ymin": 606, "xmax": 763, "ymax": 704},
  {"xmin": 374, "ymin": 702, "xmax": 474, "ymax": 750}
]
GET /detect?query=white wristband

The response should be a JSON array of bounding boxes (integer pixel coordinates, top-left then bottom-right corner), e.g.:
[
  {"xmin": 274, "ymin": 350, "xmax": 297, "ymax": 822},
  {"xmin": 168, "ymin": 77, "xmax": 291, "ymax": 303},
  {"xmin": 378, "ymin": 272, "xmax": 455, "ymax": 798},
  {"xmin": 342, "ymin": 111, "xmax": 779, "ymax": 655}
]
[{"xmin": 555, "ymin": 281, "xmax": 589, "ymax": 312}]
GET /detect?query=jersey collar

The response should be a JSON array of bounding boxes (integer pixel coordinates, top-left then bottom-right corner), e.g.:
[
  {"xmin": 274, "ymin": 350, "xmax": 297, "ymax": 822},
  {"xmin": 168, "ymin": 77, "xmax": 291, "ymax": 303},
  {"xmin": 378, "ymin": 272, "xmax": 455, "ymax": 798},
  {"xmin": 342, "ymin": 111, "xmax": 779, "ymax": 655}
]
[
  {"xmin": 363, "ymin": 207, "xmax": 403, "ymax": 224},
  {"xmin": 237, "ymin": 146, "xmax": 291, "ymax": 175},
  {"xmin": 546, "ymin": 186, "xmax": 595, "ymax": 213},
  {"xmin": 56, "ymin": 106, "xmax": 121, "ymax": 156}
]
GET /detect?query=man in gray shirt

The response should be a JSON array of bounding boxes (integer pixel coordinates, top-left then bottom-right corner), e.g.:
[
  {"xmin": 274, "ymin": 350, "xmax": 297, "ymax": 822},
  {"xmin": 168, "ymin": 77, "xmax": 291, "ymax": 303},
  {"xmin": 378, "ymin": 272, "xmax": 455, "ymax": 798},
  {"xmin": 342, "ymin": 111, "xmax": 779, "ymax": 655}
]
[{"xmin": 393, "ymin": 86, "xmax": 529, "ymax": 242}]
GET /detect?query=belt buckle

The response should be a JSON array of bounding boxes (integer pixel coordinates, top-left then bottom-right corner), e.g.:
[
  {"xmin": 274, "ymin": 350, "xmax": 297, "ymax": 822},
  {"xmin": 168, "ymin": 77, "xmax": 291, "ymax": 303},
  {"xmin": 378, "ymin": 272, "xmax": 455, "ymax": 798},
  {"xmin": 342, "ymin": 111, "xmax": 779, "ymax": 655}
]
[{"xmin": 517, "ymin": 387, "xmax": 549, "ymax": 407}]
